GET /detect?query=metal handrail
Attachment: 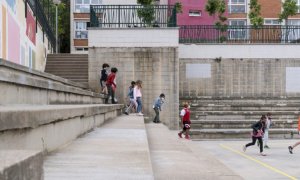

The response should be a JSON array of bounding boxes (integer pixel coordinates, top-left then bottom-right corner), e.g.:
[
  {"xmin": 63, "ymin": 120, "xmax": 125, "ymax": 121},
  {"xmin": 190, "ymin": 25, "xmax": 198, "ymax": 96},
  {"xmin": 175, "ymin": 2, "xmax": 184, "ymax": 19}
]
[
  {"xmin": 90, "ymin": 5, "xmax": 176, "ymax": 28},
  {"xmin": 179, "ymin": 25, "xmax": 300, "ymax": 44}
]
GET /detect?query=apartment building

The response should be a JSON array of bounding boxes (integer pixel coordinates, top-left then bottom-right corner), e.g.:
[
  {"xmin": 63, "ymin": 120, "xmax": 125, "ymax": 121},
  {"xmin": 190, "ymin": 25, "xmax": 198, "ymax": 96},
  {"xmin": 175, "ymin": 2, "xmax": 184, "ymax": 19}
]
[{"xmin": 169, "ymin": 0, "xmax": 300, "ymax": 26}]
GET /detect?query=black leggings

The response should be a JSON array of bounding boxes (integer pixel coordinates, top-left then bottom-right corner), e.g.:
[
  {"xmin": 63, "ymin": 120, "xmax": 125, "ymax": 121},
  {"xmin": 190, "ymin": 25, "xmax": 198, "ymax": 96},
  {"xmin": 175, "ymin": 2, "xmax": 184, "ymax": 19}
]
[{"xmin": 246, "ymin": 136, "xmax": 263, "ymax": 153}]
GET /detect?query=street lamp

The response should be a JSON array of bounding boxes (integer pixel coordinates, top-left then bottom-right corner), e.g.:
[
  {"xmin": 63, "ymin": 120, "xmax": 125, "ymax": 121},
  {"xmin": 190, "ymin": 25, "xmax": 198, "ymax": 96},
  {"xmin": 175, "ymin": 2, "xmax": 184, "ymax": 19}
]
[{"xmin": 53, "ymin": 0, "xmax": 60, "ymax": 53}]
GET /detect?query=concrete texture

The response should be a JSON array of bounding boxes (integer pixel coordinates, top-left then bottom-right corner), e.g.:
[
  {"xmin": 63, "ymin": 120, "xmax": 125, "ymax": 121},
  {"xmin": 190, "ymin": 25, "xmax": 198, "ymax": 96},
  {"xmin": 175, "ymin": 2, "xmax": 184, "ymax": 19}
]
[
  {"xmin": 146, "ymin": 123, "xmax": 242, "ymax": 180},
  {"xmin": 0, "ymin": 104, "xmax": 123, "ymax": 131},
  {"xmin": 0, "ymin": 58, "xmax": 105, "ymax": 105},
  {"xmin": 192, "ymin": 140, "xmax": 300, "ymax": 179},
  {"xmin": 44, "ymin": 115, "xmax": 154, "ymax": 180},
  {"xmin": 0, "ymin": 104, "xmax": 122, "ymax": 152},
  {"xmin": 0, "ymin": 150, "xmax": 43, "ymax": 180},
  {"xmin": 89, "ymin": 47, "xmax": 179, "ymax": 130}
]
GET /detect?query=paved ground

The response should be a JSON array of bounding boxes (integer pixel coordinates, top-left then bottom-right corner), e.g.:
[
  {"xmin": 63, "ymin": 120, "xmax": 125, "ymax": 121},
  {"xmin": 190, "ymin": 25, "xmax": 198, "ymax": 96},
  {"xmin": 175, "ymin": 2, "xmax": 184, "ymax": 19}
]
[{"xmin": 188, "ymin": 139, "xmax": 300, "ymax": 180}]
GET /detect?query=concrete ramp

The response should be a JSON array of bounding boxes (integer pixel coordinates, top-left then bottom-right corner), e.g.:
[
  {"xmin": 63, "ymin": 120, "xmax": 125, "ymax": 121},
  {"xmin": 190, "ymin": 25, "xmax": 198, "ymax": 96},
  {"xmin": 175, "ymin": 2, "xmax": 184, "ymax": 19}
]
[{"xmin": 44, "ymin": 115, "xmax": 154, "ymax": 180}]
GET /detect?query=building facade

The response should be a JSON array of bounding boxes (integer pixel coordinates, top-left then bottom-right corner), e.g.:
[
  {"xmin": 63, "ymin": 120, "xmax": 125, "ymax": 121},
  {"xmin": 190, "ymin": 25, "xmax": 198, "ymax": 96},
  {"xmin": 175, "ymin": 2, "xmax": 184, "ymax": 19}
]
[
  {"xmin": 0, "ymin": 0, "xmax": 53, "ymax": 71},
  {"xmin": 169, "ymin": 0, "xmax": 300, "ymax": 26}
]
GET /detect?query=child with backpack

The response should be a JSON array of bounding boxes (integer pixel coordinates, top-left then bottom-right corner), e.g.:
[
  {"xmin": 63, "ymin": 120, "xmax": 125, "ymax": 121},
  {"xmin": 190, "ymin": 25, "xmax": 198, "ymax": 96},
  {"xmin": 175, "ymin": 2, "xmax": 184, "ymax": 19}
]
[
  {"xmin": 243, "ymin": 115, "xmax": 267, "ymax": 156},
  {"xmin": 178, "ymin": 104, "xmax": 191, "ymax": 140}
]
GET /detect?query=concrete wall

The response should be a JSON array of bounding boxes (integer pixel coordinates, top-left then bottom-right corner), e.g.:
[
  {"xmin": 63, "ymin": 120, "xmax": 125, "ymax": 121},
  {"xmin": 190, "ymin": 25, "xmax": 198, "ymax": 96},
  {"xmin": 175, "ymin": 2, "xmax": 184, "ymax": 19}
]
[
  {"xmin": 88, "ymin": 28, "xmax": 179, "ymax": 129},
  {"xmin": 179, "ymin": 44, "xmax": 300, "ymax": 98}
]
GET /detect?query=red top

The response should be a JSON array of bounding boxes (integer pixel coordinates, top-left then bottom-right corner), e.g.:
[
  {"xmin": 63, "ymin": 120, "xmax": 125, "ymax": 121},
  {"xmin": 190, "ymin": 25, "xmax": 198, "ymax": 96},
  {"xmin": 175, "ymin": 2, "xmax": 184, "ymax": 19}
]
[
  {"xmin": 182, "ymin": 108, "xmax": 191, "ymax": 124},
  {"xmin": 106, "ymin": 73, "xmax": 116, "ymax": 87}
]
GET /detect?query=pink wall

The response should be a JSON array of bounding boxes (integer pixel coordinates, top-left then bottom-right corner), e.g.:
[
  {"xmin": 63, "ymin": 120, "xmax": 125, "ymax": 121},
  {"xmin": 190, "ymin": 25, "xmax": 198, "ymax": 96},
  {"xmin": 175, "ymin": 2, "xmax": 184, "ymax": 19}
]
[{"xmin": 169, "ymin": 0, "xmax": 218, "ymax": 25}]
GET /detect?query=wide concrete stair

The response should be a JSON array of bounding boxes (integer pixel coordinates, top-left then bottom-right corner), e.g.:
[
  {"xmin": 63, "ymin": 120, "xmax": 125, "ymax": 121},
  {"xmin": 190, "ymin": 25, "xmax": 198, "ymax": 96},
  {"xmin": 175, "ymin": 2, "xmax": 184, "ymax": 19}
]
[
  {"xmin": 181, "ymin": 97, "xmax": 300, "ymax": 139},
  {"xmin": 45, "ymin": 54, "xmax": 88, "ymax": 87},
  {"xmin": 0, "ymin": 58, "xmax": 122, "ymax": 180}
]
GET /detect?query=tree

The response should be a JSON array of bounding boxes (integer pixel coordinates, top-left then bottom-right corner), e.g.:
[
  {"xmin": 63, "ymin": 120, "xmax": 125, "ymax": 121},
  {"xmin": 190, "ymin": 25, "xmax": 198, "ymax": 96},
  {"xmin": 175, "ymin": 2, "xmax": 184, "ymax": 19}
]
[
  {"xmin": 279, "ymin": 0, "xmax": 299, "ymax": 42},
  {"xmin": 279, "ymin": 0, "xmax": 299, "ymax": 25},
  {"xmin": 248, "ymin": 0, "xmax": 263, "ymax": 27},
  {"xmin": 58, "ymin": 0, "xmax": 70, "ymax": 53},
  {"xmin": 205, "ymin": 0, "xmax": 227, "ymax": 42},
  {"xmin": 137, "ymin": 0, "xmax": 155, "ymax": 26}
]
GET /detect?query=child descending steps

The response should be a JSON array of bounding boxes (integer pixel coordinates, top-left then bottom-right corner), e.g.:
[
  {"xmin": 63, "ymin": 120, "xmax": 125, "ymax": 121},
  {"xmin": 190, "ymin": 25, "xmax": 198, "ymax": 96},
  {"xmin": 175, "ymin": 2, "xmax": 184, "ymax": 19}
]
[
  {"xmin": 178, "ymin": 104, "xmax": 191, "ymax": 140},
  {"xmin": 152, "ymin": 93, "xmax": 165, "ymax": 123},
  {"xmin": 243, "ymin": 115, "xmax": 267, "ymax": 156}
]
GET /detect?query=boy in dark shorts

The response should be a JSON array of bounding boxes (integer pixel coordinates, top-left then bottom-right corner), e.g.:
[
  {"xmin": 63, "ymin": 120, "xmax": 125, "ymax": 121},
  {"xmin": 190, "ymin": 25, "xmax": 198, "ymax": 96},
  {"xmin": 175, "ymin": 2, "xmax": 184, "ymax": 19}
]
[{"xmin": 178, "ymin": 104, "xmax": 191, "ymax": 140}]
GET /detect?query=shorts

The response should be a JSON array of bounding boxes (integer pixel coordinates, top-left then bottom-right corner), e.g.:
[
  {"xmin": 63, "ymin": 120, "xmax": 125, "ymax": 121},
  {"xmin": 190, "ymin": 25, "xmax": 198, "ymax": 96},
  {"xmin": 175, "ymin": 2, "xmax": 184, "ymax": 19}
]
[
  {"xmin": 183, "ymin": 122, "xmax": 191, "ymax": 130},
  {"xmin": 100, "ymin": 80, "xmax": 106, "ymax": 88}
]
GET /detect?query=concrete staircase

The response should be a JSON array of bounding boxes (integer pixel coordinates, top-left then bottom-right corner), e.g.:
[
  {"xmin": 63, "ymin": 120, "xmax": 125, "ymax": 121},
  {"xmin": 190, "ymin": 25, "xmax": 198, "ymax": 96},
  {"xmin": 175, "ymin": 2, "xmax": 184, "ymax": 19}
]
[
  {"xmin": 45, "ymin": 54, "xmax": 88, "ymax": 87},
  {"xmin": 181, "ymin": 97, "xmax": 300, "ymax": 139}
]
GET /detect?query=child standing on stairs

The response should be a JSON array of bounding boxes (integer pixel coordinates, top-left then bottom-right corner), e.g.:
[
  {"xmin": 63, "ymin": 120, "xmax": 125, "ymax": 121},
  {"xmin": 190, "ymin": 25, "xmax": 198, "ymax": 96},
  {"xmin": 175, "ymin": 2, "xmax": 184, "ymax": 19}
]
[
  {"xmin": 178, "ymin": 103, "xmax": 191, "ymax": 140},
  {"xmin": 100, "ymin": 63, "xmax": 109, "ymax": 94}
]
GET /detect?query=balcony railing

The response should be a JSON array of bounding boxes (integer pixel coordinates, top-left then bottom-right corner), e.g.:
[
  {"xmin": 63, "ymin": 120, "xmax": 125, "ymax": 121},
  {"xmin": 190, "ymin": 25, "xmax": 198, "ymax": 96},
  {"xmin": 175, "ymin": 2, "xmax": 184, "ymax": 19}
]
[
  {"xmin": 179, "ymin": 25, "xmax": 300, "ymax": 44},
  {"xmin": 90, "ymin": 5, "xmax": 177, "ymax": 28},
  {"xmin": 27, "ymin": 0, "xmax": 56, "ymax": 50}
]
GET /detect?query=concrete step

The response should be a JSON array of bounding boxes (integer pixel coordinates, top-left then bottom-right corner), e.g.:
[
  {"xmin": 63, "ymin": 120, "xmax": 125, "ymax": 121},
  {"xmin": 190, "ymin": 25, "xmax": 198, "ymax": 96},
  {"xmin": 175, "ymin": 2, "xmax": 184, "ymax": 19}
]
[
  {"xmin": 0, "ymin": 150, "xmax": 43, "ymax": 180},
  {"xmin": 44, "ymin": 115, "xmax": 154, "ymax": 180},
  {"xmin": 191, "ymin": 106, "xmax": 300, "ymax": 111},
  {"xmin": 190, "ymin": 128, "xmax": 298, "ymax": 139},
  {"xmin": 191, "ymin": 120, "xmax": 298, "ymax": 129}
]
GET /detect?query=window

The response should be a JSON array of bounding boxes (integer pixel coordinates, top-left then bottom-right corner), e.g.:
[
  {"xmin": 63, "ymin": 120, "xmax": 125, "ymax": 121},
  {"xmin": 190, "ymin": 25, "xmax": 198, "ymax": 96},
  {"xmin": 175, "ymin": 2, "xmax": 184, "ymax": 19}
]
[
  {"xmin": 75, "ymin": 47, "xmax": 89, "ymax": 52},
  {"xmin": 228, "ymin": 0, "xmax": 246, "ymax": 13},
  {"xmin": 189, "ymin": 10, "xmax": 201, "ymax": 17},
  {"xmin": 75, "ymin": 0, "xmax": 102, "ymax": 13},
  {"xmin": 264, "ymin": 19, "xmax": 280, "ymax": 25},
  {"xmin": 228, "ymin": 20, "xmax": 247, "ymax": 39},
  {"xmin": 75, "ymin": 21, "xmax": 88, "ymax": 39}
]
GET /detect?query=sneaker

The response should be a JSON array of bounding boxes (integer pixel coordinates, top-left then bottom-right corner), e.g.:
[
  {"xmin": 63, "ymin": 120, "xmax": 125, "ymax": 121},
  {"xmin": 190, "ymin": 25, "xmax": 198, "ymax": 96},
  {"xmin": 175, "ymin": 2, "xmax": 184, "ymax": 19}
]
[
  {"xmin": 138, "ymin": 112, "xmax": 144, "ymax": 116},
  {"xmin": 260, "ymin": 152, "xmax": 267, "ymax": 156},
  {"xmin": 124, "ymin": 112, "xmax": 129, "ymax": 115},
  {"xmin": 243, "ymin": 146, "xmax": 246, "ymax": 152},
  {"xmin": 178, "ymin": 133, "xmax": 182, "ymax": 138},
  {"xmin": 288, "ymin": 146, "xmax": 293, "ymax": 154},
  {"xmin": 264, "ymin": 145, "xmax": 270, "ymax": 149}
]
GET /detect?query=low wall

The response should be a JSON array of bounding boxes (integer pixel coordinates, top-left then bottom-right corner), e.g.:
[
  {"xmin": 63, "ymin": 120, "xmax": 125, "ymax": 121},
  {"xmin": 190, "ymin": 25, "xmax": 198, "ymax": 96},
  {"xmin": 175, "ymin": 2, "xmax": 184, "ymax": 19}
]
[
  {"xmin": 179, "ymin": 44, "xmax": 300, "ymax": 98},
  {"xmin": 0, "ymin": 59, "xmax": 105, "ymax": 105},
  {"xmin": 0, "ymin": 104, "xmax": 123, "ymax": 152}
]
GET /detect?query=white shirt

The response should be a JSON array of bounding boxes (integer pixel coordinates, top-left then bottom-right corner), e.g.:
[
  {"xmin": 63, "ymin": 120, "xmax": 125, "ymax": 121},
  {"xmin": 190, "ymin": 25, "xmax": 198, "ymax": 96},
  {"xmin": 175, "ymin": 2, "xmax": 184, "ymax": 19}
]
[{"xmin": 180, "ymin": 109, "xmax": 186, "ymax": 117}]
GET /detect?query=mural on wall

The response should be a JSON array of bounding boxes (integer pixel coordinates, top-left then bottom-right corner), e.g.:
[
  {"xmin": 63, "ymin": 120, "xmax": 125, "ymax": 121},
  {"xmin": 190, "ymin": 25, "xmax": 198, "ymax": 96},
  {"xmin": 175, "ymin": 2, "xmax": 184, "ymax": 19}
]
[
  {"xmin": 5, "ymin": 0, "xmax": 16, "ymax": 13},
  {"xmin": 7, "ymin": 10, "xmax": 20, "ymax": 64},
  {"xmin": 26, "ymin": 7, "xmax": 36, "ymax": 45}
]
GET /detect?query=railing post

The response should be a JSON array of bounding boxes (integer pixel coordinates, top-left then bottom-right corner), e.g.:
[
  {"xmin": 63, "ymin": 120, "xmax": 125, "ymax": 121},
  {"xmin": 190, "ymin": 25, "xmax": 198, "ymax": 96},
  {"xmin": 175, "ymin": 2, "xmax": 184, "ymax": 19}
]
[{"xmin": 118, "ymin": 5, "xmax": 120, "ymax": 28}]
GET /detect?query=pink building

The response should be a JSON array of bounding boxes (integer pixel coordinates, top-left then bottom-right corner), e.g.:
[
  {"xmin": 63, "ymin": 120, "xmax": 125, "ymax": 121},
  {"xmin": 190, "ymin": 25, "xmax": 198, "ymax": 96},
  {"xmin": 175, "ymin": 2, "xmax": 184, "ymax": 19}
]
[{"xmin": 168, "ymin": 0, "xmax": 218, "ymax": 25}]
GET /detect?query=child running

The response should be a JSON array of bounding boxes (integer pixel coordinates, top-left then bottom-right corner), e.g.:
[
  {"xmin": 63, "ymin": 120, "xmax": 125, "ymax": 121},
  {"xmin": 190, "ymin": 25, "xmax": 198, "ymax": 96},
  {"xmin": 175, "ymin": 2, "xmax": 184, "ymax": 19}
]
[
  {"xmin": 243, "ymin": 115, "xmax": 267, "ymax": 156},
  {"xmin": 288, "ymin": 141, "xmax": 300, "ymax": 154},
  {"xmin": 152, "ymin": 93, "xmax": 165, "ymax": 123},
  {"xmin": 178, "ymin": 104, "xmax": 191, "ymax": 140},
  {"xmin": 124, "ymin": 81, "xmax": 137, "ymax": 115}
]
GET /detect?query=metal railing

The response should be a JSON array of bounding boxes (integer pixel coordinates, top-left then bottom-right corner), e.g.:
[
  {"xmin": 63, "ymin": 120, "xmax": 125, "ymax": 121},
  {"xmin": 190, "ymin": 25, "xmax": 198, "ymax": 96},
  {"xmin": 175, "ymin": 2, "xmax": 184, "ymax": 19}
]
[
  {"xmin": 27, "ymin": 0, "xmax": 56, "ymax": 50},
  {"xmin": 90, "ymin": 5, "xmax": 177, "ymax": 28},
  {"xmin": 179, "ymin": 25, "xmax": 300, "ymax": 44}
]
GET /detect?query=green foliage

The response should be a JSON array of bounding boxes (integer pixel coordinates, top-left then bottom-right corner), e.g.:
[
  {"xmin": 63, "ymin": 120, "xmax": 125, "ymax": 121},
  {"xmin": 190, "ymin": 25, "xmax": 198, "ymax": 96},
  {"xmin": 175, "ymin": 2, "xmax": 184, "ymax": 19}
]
[
  {"xmin": 248, "ymin": 0, "xmax": 263, "ymax": 27},
  {"xmin": 137, "ymin": 0, "xmax": 153, "ymax": 5},
  {"xmin": 58, "ymin": 0, "xmax": 70, "ymax": 53},
  {"xmin": 206, "ymin": 0, "xmax": 227, "ymax": 41},
  {"xmin": 279, "ymin": 0, "xmax": 299, "ymax": 24},
  {"xmin": 137, "ymin": 5, "xmax": 155, "ymax": 26},
  {"xmin": 174, "ymin": 2, "xmax": 183, "ymax": 13}
]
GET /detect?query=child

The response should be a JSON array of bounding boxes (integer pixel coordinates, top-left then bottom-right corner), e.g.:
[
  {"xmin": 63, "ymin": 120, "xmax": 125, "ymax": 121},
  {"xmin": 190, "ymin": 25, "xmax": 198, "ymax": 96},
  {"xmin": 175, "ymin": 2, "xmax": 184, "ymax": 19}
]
[
  {"xmin": 152, "ymin": 93, "xmax": 165, "ymax": 123},
  {"xmin": 124, "ymin": 81, "xmax": 137, "ymax": 115},
  {"xmin": 288, "ymin": 141, "xmax": 300, "ymax": 154},
  {"xmin": 100, "ymin": 63, "xmax": 109, "ymax": 94},
  {"xmin": 243, "ymin": 115, "xmax": 267, "ymax": 156},
  {"xmin": 134, "ymin": 80, "xmax": 143, "ymax": 116},
  {"xmin": 178, "ymin": 104, "xmax": 191, "ymax": 140},
  {"xmin": 105, "ymin": 67, "xmax": 118, "ymax": 104},
  {"xmin": 264, "ymin": 113, "xmax": 272, "ymax": 149}
]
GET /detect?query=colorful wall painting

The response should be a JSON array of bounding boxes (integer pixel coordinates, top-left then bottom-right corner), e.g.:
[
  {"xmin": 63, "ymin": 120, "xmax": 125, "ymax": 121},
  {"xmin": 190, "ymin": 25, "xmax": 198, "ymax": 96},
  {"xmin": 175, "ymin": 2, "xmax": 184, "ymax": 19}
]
[
  {"xmin": 26, "ymin": 7, "xmax": 36, "ymax": 45},
  {"xmin": 5, "ymin": 0, "xmax": 16, "ymax": 13},
  {"xmin": 7, "ymin": 10, "xmax": 20, "ymax": 64}
]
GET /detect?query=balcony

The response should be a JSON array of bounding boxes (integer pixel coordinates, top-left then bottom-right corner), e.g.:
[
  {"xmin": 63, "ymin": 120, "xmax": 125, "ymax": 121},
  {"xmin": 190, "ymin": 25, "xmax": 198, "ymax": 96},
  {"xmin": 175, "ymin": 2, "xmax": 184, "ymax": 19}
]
[
  {"xmin": 89, "ymin": 5, "xmax": 177, "ymax": 28},
  {"xmin": 179, "ymin": 25, "xmax": 300, "ymax": 44}
]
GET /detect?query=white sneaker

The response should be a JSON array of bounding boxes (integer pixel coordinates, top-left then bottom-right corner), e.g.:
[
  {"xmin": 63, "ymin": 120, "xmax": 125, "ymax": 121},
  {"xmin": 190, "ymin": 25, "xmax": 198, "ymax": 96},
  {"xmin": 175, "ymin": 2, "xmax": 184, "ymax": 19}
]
[
  {"xmin": 138, "ymin": 112, "xmax": 144, "ymax": 116},
  {"xmin": 260, "ymin": 152, "xmax": 267, "ymax": 156}
]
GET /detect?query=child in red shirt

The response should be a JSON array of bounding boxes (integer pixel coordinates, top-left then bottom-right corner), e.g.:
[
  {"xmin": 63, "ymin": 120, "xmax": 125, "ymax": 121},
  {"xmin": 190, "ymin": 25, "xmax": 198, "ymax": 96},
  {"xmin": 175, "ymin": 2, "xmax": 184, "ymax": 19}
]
[{"xmin": 178, "ymin": 104, "xmax": 191, "ymax": 140}]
